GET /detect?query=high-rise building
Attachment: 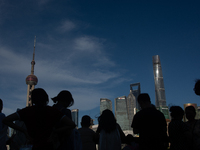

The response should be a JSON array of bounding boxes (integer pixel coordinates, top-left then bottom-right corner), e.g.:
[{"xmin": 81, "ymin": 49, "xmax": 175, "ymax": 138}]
[
  {"xmin": 156, "ymin": 106, "xmax": 170, "ymax": 119},
  {"xmin": 26, "ymin": 36, "xmax": 38, "ymax": 107},
  {"xmin": 130, "ymin": 83, "xmax": 141, "ymax": 112},
  {"xmin": 126, "ymin": 83, "xmax": 141, "ymax": 129},
  {"xmin": 71, "ymin": 109, "xmax": 79, "ymax": 127},
  {"xmin": 100, "ymin": 98, "xmax": 112, "ymax": 114},
  {"xmin": 152, "ymin": 55, "xmax": 166, "ymax": 107},
  {"xmin": 115, "ymin": 96, "xmax": 129, "ymax": 131}
]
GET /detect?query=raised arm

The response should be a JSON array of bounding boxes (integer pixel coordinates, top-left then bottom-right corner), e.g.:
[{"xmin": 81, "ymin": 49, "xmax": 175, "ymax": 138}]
[
  {"xmin": 2, "ymin": 113, "xmax": 31, "ymax": 140},
  {"xmin": 3, "ymin": 113, "xmax": 24, "ymax": 133}
]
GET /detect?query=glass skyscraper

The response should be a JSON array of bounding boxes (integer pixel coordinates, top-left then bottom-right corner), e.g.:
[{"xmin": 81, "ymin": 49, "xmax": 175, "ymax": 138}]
[
  {"xmin": 115, "ymin": 96, "xmax": 129, "ymax": 131},
  {"xmin": 71, "ymin": 109, "xmax": 79, "ymax": 127},
  {"xmin": 152, "ymin": 55, "xmax": 166, "ymax": 107},
  {"xmin": 127, "ymin": 83, "xmax": 141, "ymax": 129},
  {"xmin": 100, "ymin": 98, "xmax": 112, "ymax": 114}
]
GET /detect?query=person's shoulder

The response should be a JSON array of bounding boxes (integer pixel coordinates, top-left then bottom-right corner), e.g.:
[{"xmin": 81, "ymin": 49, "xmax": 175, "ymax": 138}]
[
  {"xmin": 46, "ymin": 105, "xmax": 64, "ymax": 113},
  {"xmin": 18, "ymin": 106, "xmax": 33, "ymax": 113},
  {"xmin": 79, "ymin": 127, "xmax": 94, "ymax": 131},
  {"xmin": 116, "ymin": 123, "xmax": 122, "ymax": 128},
  {"xmin": 78, "ymin": 127, "xmax": 95, "ymax": 135},
  {"xmin": 63, "ymin": 108, "xmax": 71, "ymax": 113},
  {"xmin": 196, "ymin": 119, "xmax": 200, "ymax": 123},
  {"xmin": 46, "ymin": 105, "xmax": 56, "ymax": 110},
  {"xmin": 0, "ymin": 112, "xmax": 5, "ymax": 118}
]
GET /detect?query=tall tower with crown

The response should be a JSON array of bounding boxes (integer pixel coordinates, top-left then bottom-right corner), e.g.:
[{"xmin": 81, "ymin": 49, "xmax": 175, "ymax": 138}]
[{"xmin": 26, "ymin": 36, "xmax": 38, "ymax": 106}]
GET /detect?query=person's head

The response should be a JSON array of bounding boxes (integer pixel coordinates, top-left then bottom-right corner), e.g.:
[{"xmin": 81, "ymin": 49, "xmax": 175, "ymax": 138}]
[
  {"xmin": 81, "ymin": 115, "xmax": 92, "ymax": 128},
  {"xmin": 185, "ymin": 106, "xmax": 196, "ymax": 121},
  {"xmin": 0, "ymin": 99, "xmax": 3, "ymax": 112},
  {"xmin": 51, "ymin": 90, "xmax": 74, "ymax": 108},
  {"xmin": 170, "ymin": 106, "xmax": 184, "ymax": 120},
  {"xmin": 98, "ymin": 109, "xmax": 116, "ymax": 133},
  {"xmin": 125, "ymin": 134, "xmax": 135, "ymax": 145},
  {"xmin": 32, "ymin": 88, "xmax": 49, "ymax": 106},
  {"xmin": 194, "ymin": 79, "xmax": 200, "ymax": 96},
  {"xmin": 137, "ymin": 93, "xmax": 151, "ymax": 109}
]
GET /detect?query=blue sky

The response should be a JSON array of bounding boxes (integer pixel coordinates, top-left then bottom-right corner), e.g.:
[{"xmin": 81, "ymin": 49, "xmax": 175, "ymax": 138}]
[{"xmin": 0, "ymin": 0, "xmax": 200, "ymax": 125}]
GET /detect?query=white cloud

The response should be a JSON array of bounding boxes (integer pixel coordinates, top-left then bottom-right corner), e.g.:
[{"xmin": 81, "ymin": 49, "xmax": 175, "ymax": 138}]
[
  {"xmin": 58, "ymin": 20, "xmax": 76, "ymax": 33},
  {"xmin": 93, "ymin": 56, "xmax": 116, "ymax": 67},
  {"xmin": 73, "ymin": 36, "xmax": 102, "ymax": 52},
  {"xmin": 0, "ymin": 47, "xmax": 30, "ymax": 74},
  {"xmin": 0, "ymin": 36, "xmax": 126, "ymax": 116}
]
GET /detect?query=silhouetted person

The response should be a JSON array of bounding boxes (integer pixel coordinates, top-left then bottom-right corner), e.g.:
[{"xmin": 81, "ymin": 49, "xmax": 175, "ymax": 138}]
[
  {"xmin": 185, "ymin": 106, "xmax": 200, "ymax": 150},
  {"xmin": 168, "ymin": 106, "xmax": 191, "ymax": 150},
  {"xmin": 131, "ymin": 93, "xmax": 168, "ymax": 150},
  {"xmin": 96, "ymin": 109, "xmax": 125, "ymax": 150},
  {"xmin": 52, "ymin": 90, "xmax": 74, "ymax": 120},
  {"xmin": 52, "ymin": 90, "xmax": 81, "ymax": 150},
  {"xmin": 3, "ymin": 88, "xmax": 76, "ymax": 150},
  {"xmin": 122, "ymin": 134, "xmax": 139, "ymax": 150},
  {"xmin": 0, "ymin": 99, "xmax": 7, "ymax": 150},
  {"xmin": 194, "ymin": 79, "xmax": 200, "ymax": 96},
  {"xmin": 78, "ymin": 115, "xmax": 96, "ymax": 150}
]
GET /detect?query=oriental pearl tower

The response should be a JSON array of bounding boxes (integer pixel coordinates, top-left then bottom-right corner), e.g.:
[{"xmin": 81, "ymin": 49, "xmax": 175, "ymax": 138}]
[{"xmin": 26, "ymin": 36, "xmax": 38, "ymax": 107}]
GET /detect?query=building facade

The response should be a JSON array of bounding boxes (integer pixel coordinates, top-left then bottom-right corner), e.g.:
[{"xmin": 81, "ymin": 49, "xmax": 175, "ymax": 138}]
[
  {"xmin": 152, "ymin": 55, "xmax": 166, "ymax": 107},
  {"xmin": 71, "ymin": 109, "xmax": 79, "ymax": 127},
  {"xmin": 126, "ymin": 83, "xmax": 141, "ymax": 129},
  {"xmin": 26, "ymin": 37, "xmax": 38, "ymax": 107},
  {"xmin": 156, "ymin": 106, "xmax": 170, "ymax": 119},
  {"xmin": 100, "ymin": 98, "xmax": 112, "ymax": 114},
  {"xmin": 115, "ymin": 96, "xmax": 129, "ymax": 131}
]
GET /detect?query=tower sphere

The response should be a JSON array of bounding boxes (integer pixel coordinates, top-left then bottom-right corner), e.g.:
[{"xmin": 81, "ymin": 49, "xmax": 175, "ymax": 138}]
[{"xmin": 26, "ymin": 74, "xmax": 38, "ymax": 85}]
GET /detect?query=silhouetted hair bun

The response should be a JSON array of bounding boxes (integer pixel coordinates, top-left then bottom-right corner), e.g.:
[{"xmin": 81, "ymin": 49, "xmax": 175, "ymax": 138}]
[{"xmin": 51, "ymin": 90, "xmax": 74, "ymax": 107}]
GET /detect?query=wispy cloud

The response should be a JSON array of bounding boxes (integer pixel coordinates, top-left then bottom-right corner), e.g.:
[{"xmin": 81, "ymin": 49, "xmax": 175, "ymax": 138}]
[
  {"xmin": 37, "ymin": 0, "xmax": 51, "ymax": 6},
  {"xmin": 58, "ymin": 20, "xmax": 77, "ymax": 33},
  {"xmin": 73, "ymin": 36, "xmax": 102, "ymax": 52},
  {"xmin": 0, "ymin": 43, "xmax": 123, "ymax": 115},
  {"xmin": 0, "ymin": 47, "xmax": 29, "ymax": 74}
]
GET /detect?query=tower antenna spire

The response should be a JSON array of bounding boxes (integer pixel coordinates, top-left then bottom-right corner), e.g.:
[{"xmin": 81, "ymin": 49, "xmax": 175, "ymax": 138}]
[
  {"xmin": 31, "ymin": 36, "xmax": 36, "ymax": 75},
  {"xmin": 33, "ymin": 36, "xmax": 36, "ymax": 61},
  {"xmin": 26, "ymin": 36, "xmax": 38, "ymax": 107}
]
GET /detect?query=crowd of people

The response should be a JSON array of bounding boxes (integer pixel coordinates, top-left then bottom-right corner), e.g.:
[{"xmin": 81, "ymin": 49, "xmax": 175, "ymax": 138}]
[{"xmin": 0, "ymin": 79, "xmax": 200, "ymax": 150}]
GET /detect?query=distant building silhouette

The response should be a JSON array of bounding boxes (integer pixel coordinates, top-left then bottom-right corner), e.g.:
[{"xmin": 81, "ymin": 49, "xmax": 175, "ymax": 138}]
[
  {"xmin": 156, "ymin": 106, "xmax": 170, "ymax": 119},
  {"xmin": 115, "ymin": 96, "xmax": 129, "ymax": 131},
  {"xmin": 26, "ymin": 36, "xmax": 38, "ymax": 107},
  {"xmin": 197, "ymin": 106, "xmax": 200, "ymax": 120},
  {"xmin": 100, "ymin": 98, "xmax": 112, "ymax": 114},
  {"xmin": 71, "ymin": 109, "xmax": 79, "ymax": 127},
  {"xmin": 127, "ymin": 83, "xmax": 141, "ymax": 129},
  {"xmin": 152, "ymin": 55, "xmax": 166, "ymax": 107}
]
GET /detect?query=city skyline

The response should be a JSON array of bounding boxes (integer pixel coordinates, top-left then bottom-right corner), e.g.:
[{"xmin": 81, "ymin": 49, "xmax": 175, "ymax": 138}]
[{"xmin": 0, "ymin": 1, "xmax": 200, "ymax": 126}]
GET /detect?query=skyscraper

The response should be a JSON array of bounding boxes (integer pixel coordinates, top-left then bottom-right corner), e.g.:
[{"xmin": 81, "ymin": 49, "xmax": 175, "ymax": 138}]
[
  {"xmin": 100, "ymin": 98, "xmax": 112, "ymax": 114},
  {"xmin": 115, "ymin": 96, "xmax": 129, "ymax": 131},
  {"xmin": 127, "ymin": 83, "xmax": 141, "ymax": 129},
  {"xmin": 130, "ymin": 83, "xmax": 141, "ymax": 112},
  {"xmin": 152, "ymin": 55, "xmax": 166, "ymax": 107},
  {"xmin": 71, "ymin": 109, "xmax": 79, "ymax": 127},
  {"xmin": 26, "ymin": 37, "xmax": 38, "ymax": 107}
]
